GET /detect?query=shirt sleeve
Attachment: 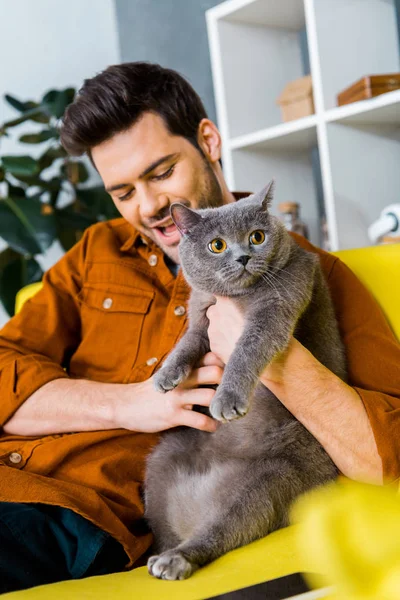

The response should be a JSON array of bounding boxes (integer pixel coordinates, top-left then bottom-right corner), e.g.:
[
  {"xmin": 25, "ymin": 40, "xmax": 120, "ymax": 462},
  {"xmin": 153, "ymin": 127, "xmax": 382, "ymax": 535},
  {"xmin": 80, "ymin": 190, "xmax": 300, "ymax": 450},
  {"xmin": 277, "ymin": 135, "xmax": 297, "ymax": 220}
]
[
  {"xmin": 327, "ymin": 258, "xmax": 400, "ymax": 482},
  {"xmin": 0, "ymin": 230, "xmax": 90, "ymax": 427}
]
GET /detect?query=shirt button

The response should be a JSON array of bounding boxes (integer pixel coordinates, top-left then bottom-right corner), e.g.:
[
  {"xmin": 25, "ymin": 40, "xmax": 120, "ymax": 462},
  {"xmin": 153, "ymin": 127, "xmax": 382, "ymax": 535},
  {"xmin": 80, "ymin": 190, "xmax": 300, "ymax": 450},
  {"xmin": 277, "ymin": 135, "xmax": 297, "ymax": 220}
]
[
  {"xmin": 9, "ymin": 452, "xmax": 22, "ymax": 464},
  {"xmin": 146, "ymin": 357, "xmax": 158, "ymax": 366},
  {"xmin": 174, "ymin": 305, "xmax": 186, "ymax": 316},
  {"xmin": 148, "ymin": 254, "xmax": 158, "ymax": 267},
  {"xmin": 102, "ymin": 297, "xmax": 113, "ymax": 309}
]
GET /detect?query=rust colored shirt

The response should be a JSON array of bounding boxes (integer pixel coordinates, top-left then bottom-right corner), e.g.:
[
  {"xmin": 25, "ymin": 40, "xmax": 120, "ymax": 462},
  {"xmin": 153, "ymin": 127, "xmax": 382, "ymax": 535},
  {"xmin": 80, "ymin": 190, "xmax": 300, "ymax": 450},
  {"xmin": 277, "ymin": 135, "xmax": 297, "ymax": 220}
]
[{"xmin": 0, "ymin": 216, "xmax": 399, "ymax": 567}]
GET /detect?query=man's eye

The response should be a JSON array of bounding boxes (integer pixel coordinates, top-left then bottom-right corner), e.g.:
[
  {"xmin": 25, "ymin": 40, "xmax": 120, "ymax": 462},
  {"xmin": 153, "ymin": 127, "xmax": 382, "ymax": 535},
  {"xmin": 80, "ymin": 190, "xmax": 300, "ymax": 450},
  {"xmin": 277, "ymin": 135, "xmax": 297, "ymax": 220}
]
[
  {"xmin": 118, "ymin": 190, "xmax": 134, "ymax": 201},
  {"xmin": 152, "ymin": 165, "xmax": 175, "ymax": 181}
]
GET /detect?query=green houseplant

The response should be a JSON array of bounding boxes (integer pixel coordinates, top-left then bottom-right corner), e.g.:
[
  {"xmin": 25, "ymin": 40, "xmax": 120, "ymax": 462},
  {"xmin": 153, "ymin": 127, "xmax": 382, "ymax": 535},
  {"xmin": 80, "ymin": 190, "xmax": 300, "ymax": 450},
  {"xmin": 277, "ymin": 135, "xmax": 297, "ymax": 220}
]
[{"xmin": 0, "ymin": 87, "xmax": 119, "ymax": 316}]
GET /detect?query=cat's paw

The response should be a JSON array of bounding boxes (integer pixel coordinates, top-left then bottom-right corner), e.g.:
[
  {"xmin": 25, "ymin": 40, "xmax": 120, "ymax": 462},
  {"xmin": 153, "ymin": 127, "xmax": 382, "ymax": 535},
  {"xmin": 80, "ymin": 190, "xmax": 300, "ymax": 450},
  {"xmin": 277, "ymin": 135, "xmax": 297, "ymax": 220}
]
[
  {"xmin": 153, "ymin": 363, "xmax": 191, "ymax": 393},
  {"xmin": 210, "ymin": 389, "xmax": 249, "ymax": 422},
  {"xmin": 147, "ymin": 550, "xmax": 196, "ymax": 580}
]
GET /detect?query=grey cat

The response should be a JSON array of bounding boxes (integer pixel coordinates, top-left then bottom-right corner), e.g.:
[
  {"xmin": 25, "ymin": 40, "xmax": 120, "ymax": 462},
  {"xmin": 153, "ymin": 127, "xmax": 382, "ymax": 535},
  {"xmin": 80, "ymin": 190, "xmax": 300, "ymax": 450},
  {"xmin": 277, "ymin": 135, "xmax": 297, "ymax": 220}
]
[{"xmin": 145, "ymin": 181, "xmax": 345, "ymax": 581}]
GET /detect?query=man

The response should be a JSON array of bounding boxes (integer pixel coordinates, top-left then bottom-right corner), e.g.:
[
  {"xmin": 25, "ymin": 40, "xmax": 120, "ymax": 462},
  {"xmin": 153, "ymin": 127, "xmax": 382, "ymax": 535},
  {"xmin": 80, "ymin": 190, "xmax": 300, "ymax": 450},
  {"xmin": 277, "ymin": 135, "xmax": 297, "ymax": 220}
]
[{"xmin": 0, "ymin": 62, "xmax": 399, "ymax": 593}]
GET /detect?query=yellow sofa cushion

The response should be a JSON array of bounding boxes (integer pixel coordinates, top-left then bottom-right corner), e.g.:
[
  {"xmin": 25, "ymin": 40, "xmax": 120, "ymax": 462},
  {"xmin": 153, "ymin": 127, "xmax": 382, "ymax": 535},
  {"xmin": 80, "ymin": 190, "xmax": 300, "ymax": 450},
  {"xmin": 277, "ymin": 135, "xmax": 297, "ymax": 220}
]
[{"xmin": 3, "ymin": 525, "xmax": 319, "ymax": 599}]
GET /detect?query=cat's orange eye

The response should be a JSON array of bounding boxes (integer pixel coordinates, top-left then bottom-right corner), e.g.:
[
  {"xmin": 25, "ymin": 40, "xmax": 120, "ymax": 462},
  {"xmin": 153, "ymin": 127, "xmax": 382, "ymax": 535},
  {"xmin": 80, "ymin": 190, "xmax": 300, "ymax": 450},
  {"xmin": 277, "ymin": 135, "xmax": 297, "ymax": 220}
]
[
  {"xmin": 249, "ymin": 230, "xmax": 265, "ymax": 245},
  {"xmin": 208, "ymin": 238, "xmax": 227, "ymax": 254}
]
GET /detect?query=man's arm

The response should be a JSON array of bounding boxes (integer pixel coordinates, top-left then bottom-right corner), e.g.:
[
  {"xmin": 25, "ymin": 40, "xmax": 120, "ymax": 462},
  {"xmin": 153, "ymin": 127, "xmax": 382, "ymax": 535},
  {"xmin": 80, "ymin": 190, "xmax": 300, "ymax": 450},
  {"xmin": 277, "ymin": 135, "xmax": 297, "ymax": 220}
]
[
  {"xmin": 3, "ymin": 357, "xmax": 222, "ymax": 436},
  {"xmin": 259, "ymin": 338, "xmax": 382, "ymax": 484}
]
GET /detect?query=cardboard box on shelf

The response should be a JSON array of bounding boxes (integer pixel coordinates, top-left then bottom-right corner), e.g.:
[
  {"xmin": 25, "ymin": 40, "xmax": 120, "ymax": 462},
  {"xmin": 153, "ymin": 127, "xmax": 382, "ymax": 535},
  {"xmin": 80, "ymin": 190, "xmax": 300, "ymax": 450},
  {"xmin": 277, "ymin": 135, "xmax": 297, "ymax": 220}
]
[
  {"xmin": 276, "ymin": 75, "xmax": 314, "ymax": 122},
  {"xmin": 337, "ymin": 73, "xmax": 400, "ymax": 106}
]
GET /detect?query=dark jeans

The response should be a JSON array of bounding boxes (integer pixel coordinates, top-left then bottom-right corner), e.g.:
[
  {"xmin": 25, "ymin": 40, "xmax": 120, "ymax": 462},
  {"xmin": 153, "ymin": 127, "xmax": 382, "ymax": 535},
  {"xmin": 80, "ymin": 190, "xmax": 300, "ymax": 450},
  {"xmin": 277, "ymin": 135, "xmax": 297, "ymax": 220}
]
[{"xmin": 0, "ymin": 502, "xmax": 128, "ymax": 595}]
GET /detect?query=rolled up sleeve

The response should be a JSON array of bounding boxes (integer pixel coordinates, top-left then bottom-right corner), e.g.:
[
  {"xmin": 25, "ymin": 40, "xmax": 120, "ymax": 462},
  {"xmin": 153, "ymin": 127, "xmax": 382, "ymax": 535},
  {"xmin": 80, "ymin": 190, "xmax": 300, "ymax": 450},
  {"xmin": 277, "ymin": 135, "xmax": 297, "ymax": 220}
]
[{"xmin": 355, "ymin": 388, "xmax": 400, "ymax": 483}]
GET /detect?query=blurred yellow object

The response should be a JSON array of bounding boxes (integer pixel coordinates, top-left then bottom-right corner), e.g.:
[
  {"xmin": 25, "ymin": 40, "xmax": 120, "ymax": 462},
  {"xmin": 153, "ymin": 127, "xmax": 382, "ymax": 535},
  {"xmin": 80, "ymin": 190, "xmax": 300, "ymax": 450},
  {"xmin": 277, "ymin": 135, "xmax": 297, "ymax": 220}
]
[
  {"xmin": 332, "ymin": 244, "xmax": 400, "ymax": 341},
  {"xmin": 292, "ymin": 479, "xmax": 400, "ymax": 600},
  {"xmin": 14, "ymin": 281, "xmax": 43, "ymax": 314}
]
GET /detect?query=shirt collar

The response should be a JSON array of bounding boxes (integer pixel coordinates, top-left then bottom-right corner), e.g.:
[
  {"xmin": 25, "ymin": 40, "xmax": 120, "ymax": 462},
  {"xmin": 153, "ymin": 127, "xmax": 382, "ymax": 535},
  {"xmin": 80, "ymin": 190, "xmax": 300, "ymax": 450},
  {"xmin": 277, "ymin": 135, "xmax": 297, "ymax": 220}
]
[{"xmin": 119, "ymin": 229, "xmax": 154, "ymax": 253}]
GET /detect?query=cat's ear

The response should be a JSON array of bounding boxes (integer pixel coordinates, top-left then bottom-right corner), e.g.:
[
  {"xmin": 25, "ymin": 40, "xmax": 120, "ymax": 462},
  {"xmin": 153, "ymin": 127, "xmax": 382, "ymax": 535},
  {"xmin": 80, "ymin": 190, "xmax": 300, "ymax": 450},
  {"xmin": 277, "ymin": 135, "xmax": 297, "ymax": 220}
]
[
  {"xmin": 170, "ymin": 203, "xmax": 202, "ymax": 235},
  {"xmin": 256, "ymin": 179, "xmax": 275, "ymax": 210}
]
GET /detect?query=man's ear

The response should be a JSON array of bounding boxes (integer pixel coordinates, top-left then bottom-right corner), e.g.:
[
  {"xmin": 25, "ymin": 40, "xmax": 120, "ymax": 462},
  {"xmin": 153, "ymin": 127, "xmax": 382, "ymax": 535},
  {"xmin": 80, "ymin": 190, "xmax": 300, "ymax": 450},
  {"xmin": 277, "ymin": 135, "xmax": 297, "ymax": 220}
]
[
  {"xmin": 170, "ymin": 203, "xmax": 203, "ymax": 235},
  {"xmin": 197, "ymin": 119, "xmax": 221, "ymax": 163}
]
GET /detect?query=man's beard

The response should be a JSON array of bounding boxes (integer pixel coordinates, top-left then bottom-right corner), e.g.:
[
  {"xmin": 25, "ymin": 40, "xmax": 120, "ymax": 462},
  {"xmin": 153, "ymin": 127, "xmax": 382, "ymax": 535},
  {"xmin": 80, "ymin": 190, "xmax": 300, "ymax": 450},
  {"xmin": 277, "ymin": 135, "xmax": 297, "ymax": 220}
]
[{"xmin": 196, "ymin": 158, "xmax": 225, "ymax": 210}]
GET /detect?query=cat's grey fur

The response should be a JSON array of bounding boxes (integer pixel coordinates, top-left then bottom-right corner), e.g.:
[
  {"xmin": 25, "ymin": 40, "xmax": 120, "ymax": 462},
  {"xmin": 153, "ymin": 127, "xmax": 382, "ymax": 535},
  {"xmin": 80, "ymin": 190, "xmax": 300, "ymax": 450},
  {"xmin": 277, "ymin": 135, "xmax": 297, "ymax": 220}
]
[{"xmin": 145, "ymin": 182, "xmax": 346, "ymax": 580}]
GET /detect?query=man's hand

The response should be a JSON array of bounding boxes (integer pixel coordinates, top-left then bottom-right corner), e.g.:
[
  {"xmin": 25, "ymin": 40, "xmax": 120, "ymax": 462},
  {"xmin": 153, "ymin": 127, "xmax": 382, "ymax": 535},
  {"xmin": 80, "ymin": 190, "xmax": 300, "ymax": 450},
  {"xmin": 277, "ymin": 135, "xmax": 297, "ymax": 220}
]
[
  {"xmin": 206, "ymin": 297, "xmax": 244, "ymax": 365},
  {"xmin": 206, "ymin": 296, "xmax": 296, "ymax": 385},
  {"xmin": 114, "ymin": 353, "xmax": 224, "ymax": 434}
]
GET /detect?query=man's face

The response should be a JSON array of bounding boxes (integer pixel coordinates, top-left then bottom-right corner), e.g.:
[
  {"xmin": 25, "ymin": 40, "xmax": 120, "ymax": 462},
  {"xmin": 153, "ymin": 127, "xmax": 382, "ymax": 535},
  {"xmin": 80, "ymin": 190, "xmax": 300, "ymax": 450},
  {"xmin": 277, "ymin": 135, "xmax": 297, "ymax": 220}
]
[{"xmin": 92, "ymin": 112, "xmax": 224, "ymax": 264}]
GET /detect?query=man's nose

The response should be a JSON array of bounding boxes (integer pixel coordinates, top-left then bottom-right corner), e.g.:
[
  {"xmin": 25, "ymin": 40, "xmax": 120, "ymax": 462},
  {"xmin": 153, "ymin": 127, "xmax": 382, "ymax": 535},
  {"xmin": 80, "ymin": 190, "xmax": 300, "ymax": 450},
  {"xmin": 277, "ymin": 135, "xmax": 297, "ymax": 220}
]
[{"xmin": 139, "ymin": 190, "xmax": 169, "ymax": 221}]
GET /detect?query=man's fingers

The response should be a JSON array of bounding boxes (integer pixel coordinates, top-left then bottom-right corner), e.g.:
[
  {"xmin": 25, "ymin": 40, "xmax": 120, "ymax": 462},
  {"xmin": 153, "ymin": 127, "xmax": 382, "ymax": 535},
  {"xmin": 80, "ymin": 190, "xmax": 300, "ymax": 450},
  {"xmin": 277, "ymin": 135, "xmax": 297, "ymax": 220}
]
[
  {"xmin": 182, "ymin": 365, "xmax": 223, "ymax": 389},
  {"xmin": 178, "ymin": 409, "xmax": 219, "ymax": 433},
  {"xmin": 196, "ymin": 352, "xmax": 225, "ymax": 368},
  {"xmin": 177, "ymin": 386, "xmax": 215, "ymax": 407}
]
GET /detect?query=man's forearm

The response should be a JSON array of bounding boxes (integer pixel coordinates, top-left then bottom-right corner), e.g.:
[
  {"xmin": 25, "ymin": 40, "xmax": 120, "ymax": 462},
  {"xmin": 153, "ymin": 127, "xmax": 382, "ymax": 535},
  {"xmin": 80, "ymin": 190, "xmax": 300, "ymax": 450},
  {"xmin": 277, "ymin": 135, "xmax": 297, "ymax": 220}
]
[
  {"xmin": 2, "ymin": 363, "xmax": 221, "ymax": 436},
  {"xmin": 260, "ymin": 340, "xmax": 383, "ymax": 484},
  {"xmin": 3, "ymin": 378, "xmax": 118, "ymax": 436}
]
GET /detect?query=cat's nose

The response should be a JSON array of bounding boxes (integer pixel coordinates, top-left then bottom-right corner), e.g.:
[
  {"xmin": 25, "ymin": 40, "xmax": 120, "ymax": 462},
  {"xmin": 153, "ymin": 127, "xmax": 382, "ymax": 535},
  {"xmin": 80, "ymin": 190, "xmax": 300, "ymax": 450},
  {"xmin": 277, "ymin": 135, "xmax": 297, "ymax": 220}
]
[{"xmin": 236, "ymin": 255, "xmax": 250, "ymax": 266}]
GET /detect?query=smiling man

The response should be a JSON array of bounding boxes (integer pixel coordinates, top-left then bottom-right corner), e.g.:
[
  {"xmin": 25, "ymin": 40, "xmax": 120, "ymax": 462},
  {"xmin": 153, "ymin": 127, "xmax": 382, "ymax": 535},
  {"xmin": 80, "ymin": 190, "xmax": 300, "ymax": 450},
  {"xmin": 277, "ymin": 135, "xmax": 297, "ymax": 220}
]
[{"xmin": 0, "ymin": 62, "xmax": 398, "ymax": 593}]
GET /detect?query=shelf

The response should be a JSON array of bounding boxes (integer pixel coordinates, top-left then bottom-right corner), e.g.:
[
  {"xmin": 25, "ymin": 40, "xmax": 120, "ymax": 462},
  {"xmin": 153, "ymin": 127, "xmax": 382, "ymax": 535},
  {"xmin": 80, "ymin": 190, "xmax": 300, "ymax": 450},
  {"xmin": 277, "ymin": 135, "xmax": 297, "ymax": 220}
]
[
  {"xmin": 207, "ymin": 0, "xmax": 305, "ymax": 30},
  {"xmin": 207, "ymin": 0, "xmax": 400, "ymax": 250},
  {"xmin": 229, "ymin": 116, "xmax": 318, "ymax": 151},
  {"xmin": 324, "ymin": 89, "xmax": 400, "ymax": 126},
  {"xmin": 314, "ymin": 0, "xmax": 400, "ymax": 110}
]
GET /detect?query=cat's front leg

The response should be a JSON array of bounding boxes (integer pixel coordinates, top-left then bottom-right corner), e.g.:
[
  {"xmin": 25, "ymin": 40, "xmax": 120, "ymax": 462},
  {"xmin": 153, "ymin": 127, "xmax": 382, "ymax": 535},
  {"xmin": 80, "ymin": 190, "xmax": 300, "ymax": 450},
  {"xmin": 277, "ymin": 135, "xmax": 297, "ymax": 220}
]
[
  {"xmin": 153, "ymin": 292, "xmax": 215, "ymax": 393},
  {"xmin": 210, "ymin": 309, "xmax": 295, "ymax": 421},
  {"xmin": 148, "ymin": 551, "xmax": 198, "ymax": 580},
  {"xmin": 153, "ymin": 329, "xmax": 209, "ymax": 392}
]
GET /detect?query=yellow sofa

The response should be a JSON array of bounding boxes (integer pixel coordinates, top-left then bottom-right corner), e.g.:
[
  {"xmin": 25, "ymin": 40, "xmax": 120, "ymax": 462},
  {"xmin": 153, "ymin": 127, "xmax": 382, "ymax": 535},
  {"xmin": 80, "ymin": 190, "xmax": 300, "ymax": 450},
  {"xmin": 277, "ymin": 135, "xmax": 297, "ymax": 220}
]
[{"xmin": 7, "ymin": 243, "xmax": 399, "ymax": 599}]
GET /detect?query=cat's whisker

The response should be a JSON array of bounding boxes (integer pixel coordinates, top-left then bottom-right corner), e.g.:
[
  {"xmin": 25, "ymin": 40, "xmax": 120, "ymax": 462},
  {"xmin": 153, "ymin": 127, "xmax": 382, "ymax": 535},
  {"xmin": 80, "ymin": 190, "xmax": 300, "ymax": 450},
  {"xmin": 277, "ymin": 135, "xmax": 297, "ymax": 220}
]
[
  {"xmin": 268, "ymin": 265, "xmax": 308, "ymax": 285},
  {"xmin": 260, "ymin": 273, "xmax": 281, "ymax": 299},
  {"xmin": 264, "ymin": 269, "xmax": 308, "ymax": 302}
]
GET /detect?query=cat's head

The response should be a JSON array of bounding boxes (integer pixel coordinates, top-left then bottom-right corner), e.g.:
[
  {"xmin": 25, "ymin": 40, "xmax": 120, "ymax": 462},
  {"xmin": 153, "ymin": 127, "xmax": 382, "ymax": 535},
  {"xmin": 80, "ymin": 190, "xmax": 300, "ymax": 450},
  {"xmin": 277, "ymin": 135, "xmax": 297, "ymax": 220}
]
[{"xmin": 170, "ymin": 181, "xmax": 289, "ymax": 296}]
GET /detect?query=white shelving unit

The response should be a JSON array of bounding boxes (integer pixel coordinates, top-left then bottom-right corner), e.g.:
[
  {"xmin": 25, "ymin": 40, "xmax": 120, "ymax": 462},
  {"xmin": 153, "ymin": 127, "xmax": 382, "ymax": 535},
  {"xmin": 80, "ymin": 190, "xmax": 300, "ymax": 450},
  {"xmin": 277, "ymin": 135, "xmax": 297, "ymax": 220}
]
[{"xmin": 206, "ymin": 0, "xmax": 400, "ymax": 250}]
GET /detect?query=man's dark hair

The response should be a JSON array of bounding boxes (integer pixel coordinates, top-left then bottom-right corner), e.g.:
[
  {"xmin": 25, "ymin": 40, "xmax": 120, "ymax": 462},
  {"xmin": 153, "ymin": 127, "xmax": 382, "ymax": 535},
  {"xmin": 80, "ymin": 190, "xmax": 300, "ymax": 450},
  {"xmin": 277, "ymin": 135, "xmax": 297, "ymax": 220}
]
[{"xmin": 60, "ymin": 62, "xmax": 208, "ymax": 157}]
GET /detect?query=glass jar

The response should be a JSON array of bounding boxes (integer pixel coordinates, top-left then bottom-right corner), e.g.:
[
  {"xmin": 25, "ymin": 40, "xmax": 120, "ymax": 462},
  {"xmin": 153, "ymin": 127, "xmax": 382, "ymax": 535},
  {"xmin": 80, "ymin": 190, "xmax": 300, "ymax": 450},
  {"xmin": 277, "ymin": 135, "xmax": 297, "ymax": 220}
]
[{"xmin": 278, "ymin": 202, "xmax": 309, "ymax": 239}]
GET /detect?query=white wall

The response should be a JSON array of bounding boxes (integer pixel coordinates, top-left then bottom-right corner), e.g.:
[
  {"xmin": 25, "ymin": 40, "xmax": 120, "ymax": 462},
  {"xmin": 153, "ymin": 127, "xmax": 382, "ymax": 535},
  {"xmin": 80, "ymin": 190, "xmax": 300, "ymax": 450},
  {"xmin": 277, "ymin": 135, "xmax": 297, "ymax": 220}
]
[{"xmin": 0, "ymin": 0, "xmax": 121, "ymax": 326}]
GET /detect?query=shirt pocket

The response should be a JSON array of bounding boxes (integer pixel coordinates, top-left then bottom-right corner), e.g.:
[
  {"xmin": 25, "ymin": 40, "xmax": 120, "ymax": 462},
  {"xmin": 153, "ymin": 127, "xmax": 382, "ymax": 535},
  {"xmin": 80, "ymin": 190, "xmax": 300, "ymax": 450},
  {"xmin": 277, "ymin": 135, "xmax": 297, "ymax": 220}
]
[{"xmin": 70, "ymin": 285, "xmax": 155, "ymax": 380}]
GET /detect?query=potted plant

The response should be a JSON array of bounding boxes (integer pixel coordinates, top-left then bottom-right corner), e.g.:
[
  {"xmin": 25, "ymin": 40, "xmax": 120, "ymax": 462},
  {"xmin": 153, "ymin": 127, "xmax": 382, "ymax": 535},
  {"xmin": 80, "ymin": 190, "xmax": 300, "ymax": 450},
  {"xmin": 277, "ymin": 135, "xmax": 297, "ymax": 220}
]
[{"xmin": 0, "ymin": 87, "xmax": 118, "ymax": 316}]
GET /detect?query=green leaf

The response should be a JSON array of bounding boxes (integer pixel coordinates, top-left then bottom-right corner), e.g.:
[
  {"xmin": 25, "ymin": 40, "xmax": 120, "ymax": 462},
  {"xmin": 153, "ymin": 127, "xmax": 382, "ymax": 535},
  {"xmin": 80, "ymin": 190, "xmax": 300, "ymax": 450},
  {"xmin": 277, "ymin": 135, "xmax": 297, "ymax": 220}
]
[
  {"xmin": 2, "ymin": 155, "xmax": 40, "ymax": 177},
  {"xmin": 42, "ymin": 87, "xmax": 75, "ymax": 119},
  {"xmin": 0, "ymin": 197, "xmax": 56, "ymax": 255},
  {"xmin": 55, "ymin": 204, "xmax": 97, "ymax": 251},
  {"xmin": 4, "ymin": 94, "xmax": 36, "ymax": 113},
  {"xmin": 0, "ymin": 250, "xmax": 43, "ymax": 316},
  {"xmin": 19, "ymin": 129, "xmax": 58, "ymax": 144},
  {"xmin": 7, "ymin": 184, "xmax": 26, "ymax": 198},
  {"xmin": 8, "ymin": 173, "xmax": 61, "ymax": 191},
  {"xmin": 38, "ymin": 145, "xmax": 66, "ymax": 171},
  {"xmin": 61, "ymin": 161, "xmax": 89, "ymax": 184},
  {"xmin": 77, "ymin": 186, "xmax": 119, "ymax": 220},
  {"xmin": 2, "ymin": 106, "xmax": 49, "ymax": 129},
  {"xmin": 0, "ymin": 166, "xmax": 5, "ymax": 182}
]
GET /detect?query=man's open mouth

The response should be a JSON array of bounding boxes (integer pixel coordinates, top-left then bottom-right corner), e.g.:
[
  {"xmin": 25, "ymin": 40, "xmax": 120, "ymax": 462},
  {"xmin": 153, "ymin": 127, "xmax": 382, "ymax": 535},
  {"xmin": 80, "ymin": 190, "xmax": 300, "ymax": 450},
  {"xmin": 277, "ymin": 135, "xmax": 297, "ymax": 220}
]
[
  {"xmin": 152, "ymin": 223, "xmax": 181, "ymax": 245},
  {"xmin": 158, "ymin": 224, "xmax": 178, "ymax": 237}
]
